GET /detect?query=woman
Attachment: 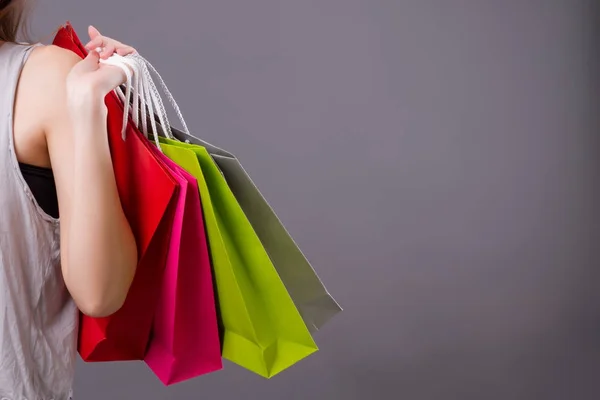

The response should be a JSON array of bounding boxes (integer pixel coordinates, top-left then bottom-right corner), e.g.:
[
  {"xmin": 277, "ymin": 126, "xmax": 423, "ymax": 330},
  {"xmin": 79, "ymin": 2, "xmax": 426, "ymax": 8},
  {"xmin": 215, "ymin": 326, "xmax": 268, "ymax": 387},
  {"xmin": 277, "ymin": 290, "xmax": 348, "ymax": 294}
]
[{"xmin": 0, "ymin": 0, "xmax": 138, "ymax": 398}]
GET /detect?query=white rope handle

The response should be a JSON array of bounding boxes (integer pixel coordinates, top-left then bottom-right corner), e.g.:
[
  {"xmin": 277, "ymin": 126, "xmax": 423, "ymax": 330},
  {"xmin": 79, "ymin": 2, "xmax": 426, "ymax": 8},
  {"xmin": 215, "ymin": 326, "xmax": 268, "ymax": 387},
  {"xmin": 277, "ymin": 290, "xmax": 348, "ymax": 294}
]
[
  {"xmin": 140, "ymin": 61, "xmax": 163, "ymax": 150},
  {"xmin": 135, "ymin": 54, "xmax": 174, "ymax": 141},
  {"xmin": 130, "ymin": 54, "xmax": 222, "ymax": 149},
  {"xmin": 116, "ymin": 55, "xmax": 169, "ymax": 147},
  {"xmin": 134, "ymin": 54, "xmax": 190, "ymax": 138},
  {"xmin": 110, "ymin": 53, "xmax": 172, "ymax": 141},
  {"xmin": 100, "ymin": 51, "xmax": 218, "ymax": 151},
  {"xmin": 98, "ymin": 55, "xmax": 132, "ymax": 141},
  {"xmin": 100, "ymin": 53, "xmax": 164, "ymax": 151}
]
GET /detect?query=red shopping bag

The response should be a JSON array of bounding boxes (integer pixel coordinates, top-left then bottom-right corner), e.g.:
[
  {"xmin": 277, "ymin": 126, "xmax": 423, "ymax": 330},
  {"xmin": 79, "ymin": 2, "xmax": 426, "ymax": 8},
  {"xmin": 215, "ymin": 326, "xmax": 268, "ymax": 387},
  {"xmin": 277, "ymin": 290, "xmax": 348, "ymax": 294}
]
[
  {"xmin": 53, "ymin": 23, "xmax": 179, "ymax": 361},
  {"xmin": 144, "ymin": 147, "xmax": 222, "ymax": 385}
]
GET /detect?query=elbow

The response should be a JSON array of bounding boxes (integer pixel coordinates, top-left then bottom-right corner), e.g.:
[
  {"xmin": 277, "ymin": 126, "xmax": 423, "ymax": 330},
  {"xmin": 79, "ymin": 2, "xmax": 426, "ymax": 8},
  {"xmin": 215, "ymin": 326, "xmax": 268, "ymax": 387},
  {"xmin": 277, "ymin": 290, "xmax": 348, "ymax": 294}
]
[
  {"xmin": 76, "ymin": 294, "xmax": 127, "ymax": 318},
  {"xmin": 65, "ymin": 242, "xmax": 137, "ymax": 318},
  {"xmin": 66, "ymin": 248, "xmax": 137, "ymax": 318}
]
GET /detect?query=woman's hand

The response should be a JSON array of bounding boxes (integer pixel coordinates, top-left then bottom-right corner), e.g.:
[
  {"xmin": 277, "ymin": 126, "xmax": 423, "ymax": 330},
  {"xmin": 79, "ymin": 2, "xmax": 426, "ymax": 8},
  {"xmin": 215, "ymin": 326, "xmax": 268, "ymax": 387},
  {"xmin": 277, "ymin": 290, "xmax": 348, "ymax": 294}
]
[
  {"xmin": 66, "ymin": 26, "xmax": 136, "ymax": 112},
  {"xmin": 84, "ymin": 25, "xmax": 136, "ymax": 59}
]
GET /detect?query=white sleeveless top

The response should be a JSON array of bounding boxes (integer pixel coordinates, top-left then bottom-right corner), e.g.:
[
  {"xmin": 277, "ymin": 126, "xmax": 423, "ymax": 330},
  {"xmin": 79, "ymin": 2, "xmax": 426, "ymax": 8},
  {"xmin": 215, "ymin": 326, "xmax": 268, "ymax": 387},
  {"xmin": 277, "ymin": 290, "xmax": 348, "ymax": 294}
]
[{"xmin": 0, "ymin": 42, "xmax": 77, "ymax": 400}]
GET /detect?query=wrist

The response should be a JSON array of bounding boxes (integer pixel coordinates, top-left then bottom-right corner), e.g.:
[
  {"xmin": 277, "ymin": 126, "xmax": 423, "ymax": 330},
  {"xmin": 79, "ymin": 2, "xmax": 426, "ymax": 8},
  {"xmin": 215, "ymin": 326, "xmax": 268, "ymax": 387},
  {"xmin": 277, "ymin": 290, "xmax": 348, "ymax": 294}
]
[
  {"xmin": 69, "ymin": 97, "xmax": 107, "ymax": 128},
  {"xmin": 67, "ymin": 80, "xmax": 108, "ymax": 113}
]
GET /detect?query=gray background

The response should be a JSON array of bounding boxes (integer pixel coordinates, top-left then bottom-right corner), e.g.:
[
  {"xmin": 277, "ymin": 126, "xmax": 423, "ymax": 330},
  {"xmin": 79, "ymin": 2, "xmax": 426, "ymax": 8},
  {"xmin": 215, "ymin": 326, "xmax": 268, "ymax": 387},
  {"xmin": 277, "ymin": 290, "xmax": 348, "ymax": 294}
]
[{"xmin": 30, "ymin": 0, "xmax": 599, "ymax": 399}]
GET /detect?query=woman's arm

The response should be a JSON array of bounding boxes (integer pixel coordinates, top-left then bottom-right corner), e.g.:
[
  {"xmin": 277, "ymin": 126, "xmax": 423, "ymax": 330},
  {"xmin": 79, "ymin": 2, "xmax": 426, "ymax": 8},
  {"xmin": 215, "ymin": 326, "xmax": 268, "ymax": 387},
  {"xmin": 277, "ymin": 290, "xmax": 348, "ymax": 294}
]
[{"xmin": 42, "ymin": 42, "xmax": 137, "ymax": 318}]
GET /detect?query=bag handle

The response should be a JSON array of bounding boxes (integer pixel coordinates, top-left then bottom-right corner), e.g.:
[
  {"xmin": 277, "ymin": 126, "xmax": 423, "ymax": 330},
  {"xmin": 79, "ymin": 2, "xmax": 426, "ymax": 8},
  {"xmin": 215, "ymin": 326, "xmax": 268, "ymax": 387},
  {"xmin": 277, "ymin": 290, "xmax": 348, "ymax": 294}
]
[
  {"xmin": 132, "ymin": 54, "xmax": 189, "ymax": 139},
  {"xmin": 98, "ymin": 54, "xmax": 133, "ymax": 140},
  {"xmin": 126, "ymin": 53, "xmax": 224, "ymax": 150},
  {"xmin": 100, "ymin": 53, "xmax": 165, "ymax": 151},
  {"xmin": 102, "ymin": 51, "xmax": 223, "ymax": 153}
]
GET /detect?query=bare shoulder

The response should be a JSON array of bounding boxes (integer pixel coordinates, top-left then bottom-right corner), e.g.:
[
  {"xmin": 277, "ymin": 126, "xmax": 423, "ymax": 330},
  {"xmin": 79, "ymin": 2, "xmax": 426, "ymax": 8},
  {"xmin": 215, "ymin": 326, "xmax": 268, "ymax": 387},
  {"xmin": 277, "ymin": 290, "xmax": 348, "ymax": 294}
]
[
  {"xmin": 29, "ymin": 44, "xmax": 81, "ymax": 66},
  {"xmin": 13, "ymin": 45, "xmax": 81, "ymax": 166},
  {"xmin": 25, "ymin": 44, "xmax": 81, "ymax": 81},
  {"xmin": 19, "ymin": 44, "xmax": 81, "ymax": 109},
  {"xmin": 18, "ymin": 44, "xmax": 81, "ymax": 124}
]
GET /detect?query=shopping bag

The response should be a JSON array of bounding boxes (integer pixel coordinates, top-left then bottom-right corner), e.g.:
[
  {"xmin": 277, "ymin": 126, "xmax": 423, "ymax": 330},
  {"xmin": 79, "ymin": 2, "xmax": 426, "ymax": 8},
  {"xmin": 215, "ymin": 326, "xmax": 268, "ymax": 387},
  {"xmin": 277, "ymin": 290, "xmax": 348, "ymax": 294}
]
[
  {"xmin": 158, "ymin": 137, "xmax": 318, "ymax": 378},
  {"xmin": 144, "ymin": 144, "xmax": 222, "ymax": 385},
  {"xmin": 53, "ymin": 23, "xmax": 179, "ymax": 361},
  {"xmin": 137, "ymin": 60, "xmax": 340, "ymax": 331},
  {"xmin": 109, "ymin": 50, "xmax": 319, "ymax": 376},
  {"xmin": 168, "ymin": 126, "xmax": 341, "ymax": 332}
]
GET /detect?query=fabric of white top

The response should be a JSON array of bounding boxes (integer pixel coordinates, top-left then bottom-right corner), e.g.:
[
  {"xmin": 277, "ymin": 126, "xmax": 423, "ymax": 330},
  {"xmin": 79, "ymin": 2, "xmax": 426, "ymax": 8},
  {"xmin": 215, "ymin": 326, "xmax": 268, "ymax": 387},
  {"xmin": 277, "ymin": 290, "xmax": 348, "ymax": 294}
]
[{"xmin": 0, "ymin": 42, "xmax": 77, "ymax": 400}]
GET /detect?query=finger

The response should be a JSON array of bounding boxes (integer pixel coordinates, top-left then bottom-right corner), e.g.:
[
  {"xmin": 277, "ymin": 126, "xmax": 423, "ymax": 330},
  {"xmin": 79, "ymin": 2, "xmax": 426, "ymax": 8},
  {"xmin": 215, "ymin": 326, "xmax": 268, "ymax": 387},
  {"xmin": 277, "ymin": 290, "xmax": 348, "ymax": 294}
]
[
  {"xmin": 72, "ymin": 48, "xmax": 100, "ymax": 73},
  {"xmin": 85, "ymin": 48, "xmax": 101, "ymax": 62},
  {"xmin": 84, "ymin": 36, "xmax": 104, "ymax": 50},
  {"xmin": 99, "ymin": 44, "xmax": 116, "ymax": 59},
  {"xmin": 116, "ymin": 46, "xmax": 136, "ymax": 56},
  {"xmin": 88, "ymin": 25, "xmax": 101, "ymax": 40}
]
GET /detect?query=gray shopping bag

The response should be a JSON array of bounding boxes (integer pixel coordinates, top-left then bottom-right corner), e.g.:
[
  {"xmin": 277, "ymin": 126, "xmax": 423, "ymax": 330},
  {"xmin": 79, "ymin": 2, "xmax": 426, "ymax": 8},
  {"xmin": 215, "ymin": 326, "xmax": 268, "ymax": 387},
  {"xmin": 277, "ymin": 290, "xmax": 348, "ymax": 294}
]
[{"xmin": 165, "ymin": 125, "xmax": 342, "ymax": 332}]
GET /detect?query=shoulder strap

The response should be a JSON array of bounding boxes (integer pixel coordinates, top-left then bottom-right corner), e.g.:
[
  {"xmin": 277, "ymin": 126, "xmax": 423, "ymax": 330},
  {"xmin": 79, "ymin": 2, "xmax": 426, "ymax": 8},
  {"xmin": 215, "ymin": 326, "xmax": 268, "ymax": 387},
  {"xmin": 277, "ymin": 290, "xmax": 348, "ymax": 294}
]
[{"xmin": 0, "ymin": 42, "xmax": 40, "ymax": 116}]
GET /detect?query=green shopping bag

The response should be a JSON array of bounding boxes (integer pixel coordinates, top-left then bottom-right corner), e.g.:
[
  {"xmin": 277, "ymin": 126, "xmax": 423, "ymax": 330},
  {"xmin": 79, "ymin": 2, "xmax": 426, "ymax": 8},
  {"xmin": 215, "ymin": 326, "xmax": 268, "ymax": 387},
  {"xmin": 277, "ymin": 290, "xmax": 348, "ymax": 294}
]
[{"xmin": 158, "ymin": 138, "xmax": 318, "ymax": 378}]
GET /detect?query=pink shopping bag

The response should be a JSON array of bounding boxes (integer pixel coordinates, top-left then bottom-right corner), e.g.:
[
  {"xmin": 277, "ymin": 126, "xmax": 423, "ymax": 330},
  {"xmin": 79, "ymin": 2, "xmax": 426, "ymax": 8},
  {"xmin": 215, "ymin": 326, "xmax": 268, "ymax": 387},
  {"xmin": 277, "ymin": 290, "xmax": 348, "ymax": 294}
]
[{"xmin": 144, "ymin": 145, "xmax": 223, "ymax": 385}]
